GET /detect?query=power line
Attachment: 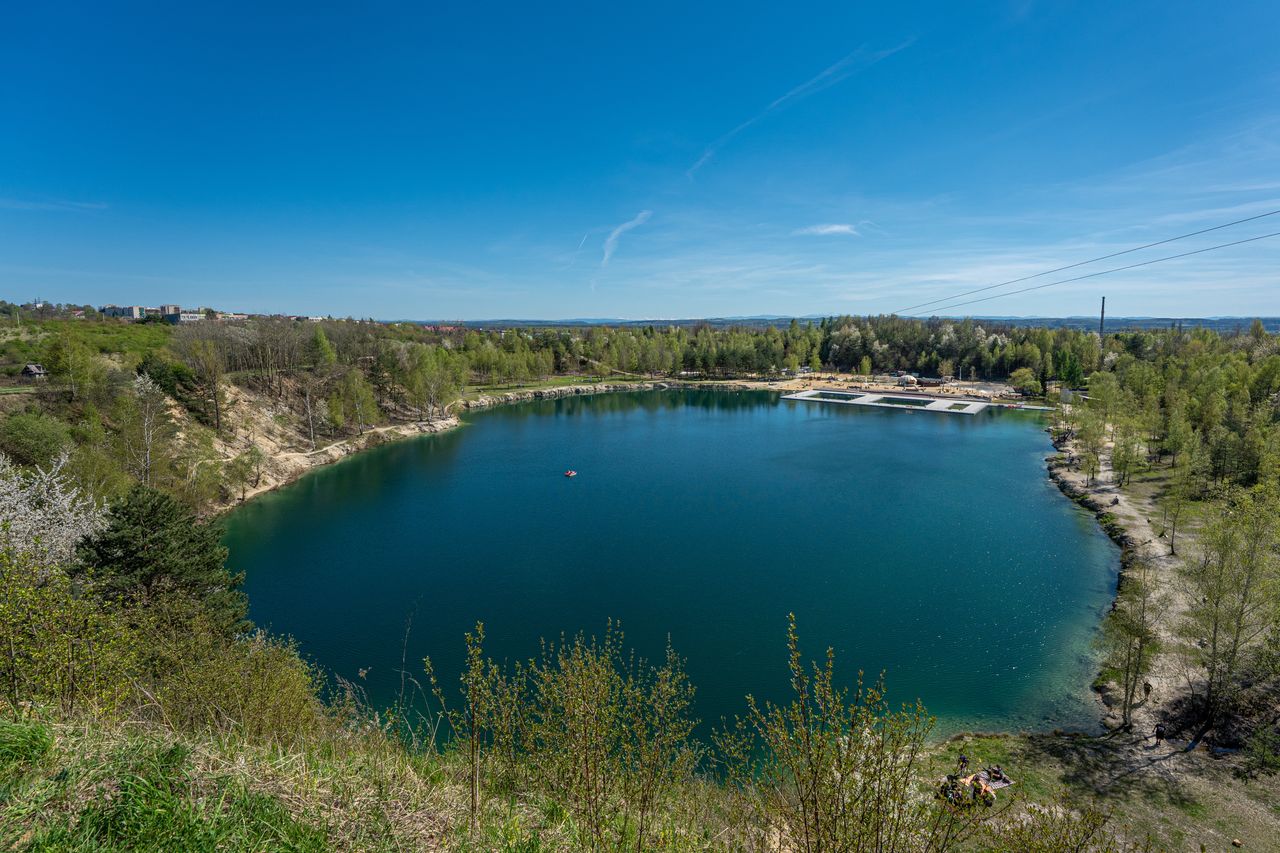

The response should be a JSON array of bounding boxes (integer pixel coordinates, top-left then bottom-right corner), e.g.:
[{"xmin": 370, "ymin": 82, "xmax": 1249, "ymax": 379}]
[
  {"xmin": 893, "ymin": 207, "xmax": 1280, "ymax": 315},
  {"xmin": 913, "ymin": 229, "xmax": 1280, "ymax": 316}
]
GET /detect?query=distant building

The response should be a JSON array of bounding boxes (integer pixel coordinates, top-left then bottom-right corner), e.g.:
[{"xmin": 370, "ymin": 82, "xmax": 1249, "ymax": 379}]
[
  {"xmin": 21, "ymin": 363, "xmax": 49, "ymax": 381},
  {"xmin": 100, "ymin": 305, "xmax": 145, "ymax": 319},
  {"xmin": 163, "ymin": 311, "xmax": 203, "ymax": 324},
  {"xmin": 159, "ymin": 304, "xmax": 181, "ymax": 315}
]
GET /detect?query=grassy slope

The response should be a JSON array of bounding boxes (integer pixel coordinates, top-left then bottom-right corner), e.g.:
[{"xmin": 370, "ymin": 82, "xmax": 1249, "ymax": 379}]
[
  {"xmin": 0, "ymin": 718, "xmax": 453, "ymax": 852},
  {"xmin": 10, "ymin": 716, "xmax": 1278, "ymax": 851},
  {"xmin": 932, "ymin": 733, "xmax": 1280, "ymax": 850}
]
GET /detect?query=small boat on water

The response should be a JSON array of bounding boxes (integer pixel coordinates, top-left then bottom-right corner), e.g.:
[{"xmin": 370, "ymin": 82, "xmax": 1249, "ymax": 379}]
[{"xmin": 564, "ymin": 470, "xmax": 577, "ymax": 478}]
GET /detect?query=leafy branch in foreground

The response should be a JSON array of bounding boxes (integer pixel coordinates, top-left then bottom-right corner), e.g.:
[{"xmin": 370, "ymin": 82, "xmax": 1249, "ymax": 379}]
[{"xmin": 715, "ymin": 613, "xmax": 993, "ymax": 852}]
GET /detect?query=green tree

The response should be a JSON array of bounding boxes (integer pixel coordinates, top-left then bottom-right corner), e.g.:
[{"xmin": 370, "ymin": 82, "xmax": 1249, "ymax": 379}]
[
  {"xmin": 175, "ymin": 333, "xmax": 228, "ymax": 432},
  {"xmin": 311, "ymin": 325, "xmax": 337, "ymax": 368},
  {"xmin": 1098, "ymin": 558, "xmax": 1163, "ymax": 728},
  {"xmin": 1179, "ymin": 486, "xmax": 1280, "ymax": 724},
  {"xmin": 1087, "ymin": 371, "xmax": 1121, "ymax": 426},
  {"xmin": 225, "ymin": 444, "xmax": 265, "ymax": 503},
  {"xmin": 1161, "ymin": 399, "xmax": 1193, "ymax": 466},
  {"xmin": 1075, "ymin": 407, "xmax": 1106, "ymax": 486},
  {"xmin": 76, "ymin": 486, "xmax": 248, "ymax": 635},
  {"xmin": 43, "ymin": 333, "xmax": 105, "ymax": 402},
  {"xmin": 330, "ymin": 370, "xmax": 380, "ymax": 434},
  {"xmin": 1009, "ymin": 366, "xmax": 1042, "ymax": 395},
  {"xmin": 1110, "ymin": 415, "xmax": 1144, "ymax": 487},
  {"xmin": 1163, "ymin": 439, "xmax": 1205, "ymax": 555},
  {"xmin": 402, "ymin": 345, "xmax": 464, "ymax": 417},
  {"xmin": 0, "ymin": 412, "xmax": 71, "ymax": 468}
]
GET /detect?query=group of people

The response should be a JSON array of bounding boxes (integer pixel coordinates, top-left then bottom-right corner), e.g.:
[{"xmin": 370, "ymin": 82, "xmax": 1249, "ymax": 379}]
[{"xmin": 936, "ymin": 754, "xmax": 1007, "ymax": 809}]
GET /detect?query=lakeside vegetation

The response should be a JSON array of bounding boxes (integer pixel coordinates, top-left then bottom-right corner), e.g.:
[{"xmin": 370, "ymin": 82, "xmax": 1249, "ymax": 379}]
[
  {"xmin": 2, "ymin": 308, "xmax": 1280, "ymax": 848},
  {"xmin": 0, "ymin": 308, "xmax": 1171, "ymax": 514}
]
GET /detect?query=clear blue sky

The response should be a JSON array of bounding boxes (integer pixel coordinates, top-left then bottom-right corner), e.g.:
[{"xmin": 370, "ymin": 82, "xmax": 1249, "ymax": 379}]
[{"xmin": 3, "ymin": 1, "xmax": 1279, "ymax": 319}]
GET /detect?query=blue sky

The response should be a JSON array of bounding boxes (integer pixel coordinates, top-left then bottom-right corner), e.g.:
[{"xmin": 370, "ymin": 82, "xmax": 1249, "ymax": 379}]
[{"xmin": 2, "ymin": 1, "xmax": 1279, "ymax": 319}]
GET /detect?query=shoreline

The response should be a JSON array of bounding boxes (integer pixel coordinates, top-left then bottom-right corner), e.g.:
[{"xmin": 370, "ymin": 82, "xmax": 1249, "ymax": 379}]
[
  {"xmin": 221, "ymin": 373, "xmax": 1031, "ymax": 516},
  {"xmin": 217, "ymin": 380, "xmax": 697, "ymax": 515},
  {"xmin": 1043, "ymin": 428, "xmax": 1189, "ymax": 736}
]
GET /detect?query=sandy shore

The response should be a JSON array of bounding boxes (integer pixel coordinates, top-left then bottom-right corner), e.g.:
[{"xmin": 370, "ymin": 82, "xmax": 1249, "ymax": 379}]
[{"xmin": 1046, "ymin": 431, "xmax": 1191, "ymax": 733}]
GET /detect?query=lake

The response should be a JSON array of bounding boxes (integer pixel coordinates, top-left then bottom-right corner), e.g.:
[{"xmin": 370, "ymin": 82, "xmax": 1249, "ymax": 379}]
[{"xmin": 224, "ymin": 389, "xmax": 1118, "ymax": 736}]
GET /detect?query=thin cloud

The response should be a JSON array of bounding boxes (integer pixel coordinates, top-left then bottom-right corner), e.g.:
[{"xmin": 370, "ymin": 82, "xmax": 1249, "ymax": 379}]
[
  {"xmin": 0, "ymin": 196, "xmax": 108, "ymax": 212},
  {"xmin": 601, "ymin": 210, "xmax": 652, "ymax": 267},
  {"xmin": 557, "ymin": 231, "xmax": 594, "ymax": 271},
  {"xmin": 793, "ymin": 223, "xmax": 861, "ymax": 236},
  {"xmin": 687, "ymin": 40, "xmax": 914, "ymax": 177}
]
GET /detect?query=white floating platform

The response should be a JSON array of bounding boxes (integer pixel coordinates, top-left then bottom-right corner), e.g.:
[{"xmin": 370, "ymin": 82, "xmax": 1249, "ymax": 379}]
[{"xmin": 782, "ymin": 388, "xmax": 991, "ymax": 415}]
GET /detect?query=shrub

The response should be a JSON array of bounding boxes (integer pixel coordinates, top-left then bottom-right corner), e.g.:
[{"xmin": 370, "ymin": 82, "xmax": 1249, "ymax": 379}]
[
  {"xmin": 0, "ymin": 411, "xmax": 71, "ymax": 468},
  {"xmin": 0, "ymin": 545, "xmax": 141, "ymax": 716},
  {"xmin": 1241, "ymin": 725, "xmax": 1280, "ymax": 779},
  {"xmin": 715, "ymin": 614, "xmax": 982, "ymax": 851},
  {"xmin": 140, "ymin": 594, "xmax": 329, "ymax": 744}
]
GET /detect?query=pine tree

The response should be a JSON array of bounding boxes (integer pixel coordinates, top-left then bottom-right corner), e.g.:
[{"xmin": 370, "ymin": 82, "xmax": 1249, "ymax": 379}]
[{"xmin": 76, "ymin": 486, "xmax": 248, "ymax": 635}]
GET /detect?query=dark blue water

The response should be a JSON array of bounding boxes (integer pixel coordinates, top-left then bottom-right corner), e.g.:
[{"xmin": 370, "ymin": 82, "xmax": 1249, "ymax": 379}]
[{"xmin": 224, "ymin": 390, "xmax": 1118, "ymax": 735}]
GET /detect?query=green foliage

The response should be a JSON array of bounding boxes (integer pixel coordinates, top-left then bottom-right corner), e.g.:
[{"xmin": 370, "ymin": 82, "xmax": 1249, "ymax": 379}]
[
  {"xmin": 0, "ymin": 411, "xmax": 71, "ymax": 467},
  {"xmin": 1009, "ymin": 366, "xmax": 1042, "ymax": 395},
  {"xmin": 76, "ymin": 486, "xmax": 247, "ymax": 636},
  {"xmin": 1241, "ymin": 726, "xmax": 1280, "ymax": 779},
  {"xmin": 26, "ymin": 742, "xmax": 328, "ymax": 852},
  {"xmin": 137, "ymin": 351, "xmax": 200, "ymax": 406},
  {"xmin": 0, "ymin": 719, "xmax": 53, "ymax": 768},
  {"xmin": 41, "ymin": 332, "xmax": 108, "ymax": 403},
  {"xmin": 44, "ymin": 318, "xmax": 173, "ymax": 363},
  {"xmin": 431, "ymin": 621, "xmax": 700, "ymax": 850},
  {"xmin": 715, "ymin": 614, "xmax": 978, "ymax": 852},
  {"xmin": 1179, "ymin": 485, "xmax": 1280, "ymax": 719},
  {"xmin": 311, "ymin": 326, "xmax": 337, "ymax": 368},
  {"xmin": 1097, "ymin": 559, "xmax": 1163, "ymax": 728},
  {"xmin": 328, "ymin": 369, "xmax": 379, "ymax": 434},
  {"xmin": 0, "ymin": 545, "xmax": 141, "ymax": 716},
  {"xmin": 139, "ymin": 595, "xmax": 328, "ymax": 743}
]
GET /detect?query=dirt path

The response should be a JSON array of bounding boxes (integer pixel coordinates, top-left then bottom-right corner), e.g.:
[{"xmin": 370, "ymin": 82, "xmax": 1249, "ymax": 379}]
[{"xmin": 1048, "ymin": 434, "xmax": 1193, "ymax": 735}]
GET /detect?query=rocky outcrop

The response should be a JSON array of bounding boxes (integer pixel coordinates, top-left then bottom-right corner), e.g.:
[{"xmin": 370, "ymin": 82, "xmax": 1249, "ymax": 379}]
[
  {"xmin": 224, "ymin": 379, "xmax": 770, "ymax": 513},
  {"xmin": 459, "ymin": 381, "xmax": 674, "ymax": 411}
]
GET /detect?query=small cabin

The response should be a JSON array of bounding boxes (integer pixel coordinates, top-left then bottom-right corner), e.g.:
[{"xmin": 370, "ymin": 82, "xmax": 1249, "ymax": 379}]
[{"xmin": 21, "ymin": 363, "xmax": 49, "ymax": 381}]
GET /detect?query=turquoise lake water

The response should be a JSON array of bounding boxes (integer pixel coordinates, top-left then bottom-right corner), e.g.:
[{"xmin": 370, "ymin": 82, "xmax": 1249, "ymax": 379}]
[{"xmin": 224, "ymin": 390, "xmax": 1118, "ymax": 736}]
